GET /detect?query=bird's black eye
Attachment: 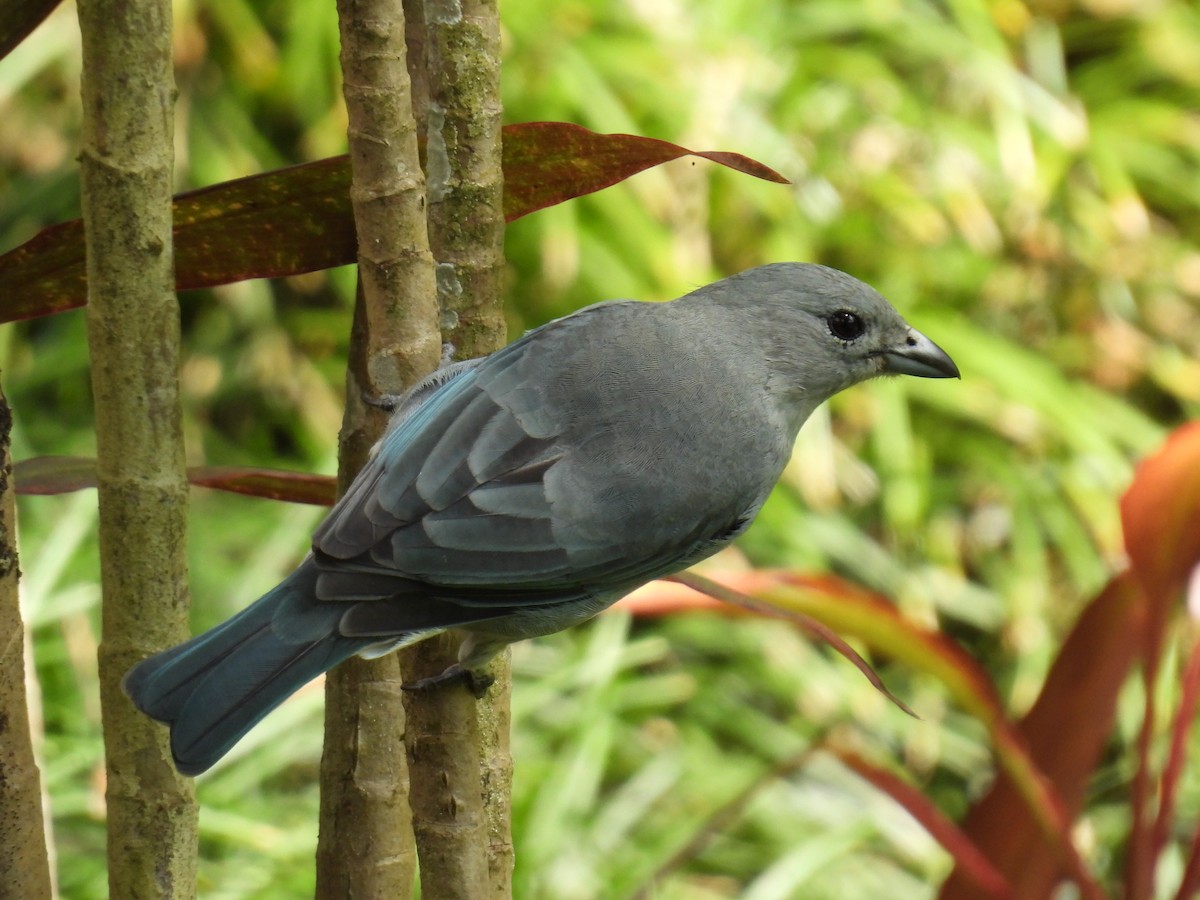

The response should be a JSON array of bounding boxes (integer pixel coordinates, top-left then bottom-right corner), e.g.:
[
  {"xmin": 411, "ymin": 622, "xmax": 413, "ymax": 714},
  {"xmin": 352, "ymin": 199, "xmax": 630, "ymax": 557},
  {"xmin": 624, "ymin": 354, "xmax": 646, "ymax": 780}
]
[{"xmin": 827, "ymin": 310, "xmax": 866, "ymax": 342}]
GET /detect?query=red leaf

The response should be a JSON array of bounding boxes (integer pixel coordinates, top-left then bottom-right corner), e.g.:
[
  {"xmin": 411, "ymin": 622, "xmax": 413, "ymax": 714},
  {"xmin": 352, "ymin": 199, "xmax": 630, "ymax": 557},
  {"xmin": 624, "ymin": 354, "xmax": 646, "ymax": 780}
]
[
  {"xmin": 12, "ymin": 455, "xmax": 96, "ymax": 495},
  {"xmin": 0, "ymin": 156, "xmax": 356, "ymax": 323},
  {"xmin": 623, "ymin": 568, "xmax": 1005, "ymax": 720},
  {"xmin": 828, "ymin": 745, "xmax": 1016, "ymax": 900},
  {"xmin": 1121, "ymin": 421, "xmax": 1200, "ymax": 602},
  {"xmin": 0, "ymin": 0, "xmax": 60, "ymax": 61},
  {"xmin": 14, "ymin": 456, "xmax": 336, "ymax": 506},
  {"xmin": 944, "ymin": 425, "xmax": 1200, "ymax": 900},
  {"xmin": 940, "ymin": 576, "xmax": 1142, "ymax": 900},
  {"xmin": 185, "ymin": 466, "xmax": 336, "ymax": 506},
  {"xmin": 1153, "ymin": 628, "xmax": 1200, "ymax": 869},
  {"xmin": 664, "ymin": 570, "xmax": 918, "ymax": 718},
  {"xmin": 174, "ymin": 157, "xmax": 355, "ymax": 293},
  {"xmin": 628, "ymin": 568, "xmax": 1099, "ymax": 897},
  {"xmin": 1118, "ymin": 422, "xmax": 1200, "ymax": 898},
  {"xmin": 500, "ymin": 122, "xmax": 788, "ymax": 220},
  {"xmin": 1176, "ymin": 825, "xmax": 1200, "ymax": 900},
  {"xmin": 0, "ymin": 123, "xmax": 787, "ymax": 323}
]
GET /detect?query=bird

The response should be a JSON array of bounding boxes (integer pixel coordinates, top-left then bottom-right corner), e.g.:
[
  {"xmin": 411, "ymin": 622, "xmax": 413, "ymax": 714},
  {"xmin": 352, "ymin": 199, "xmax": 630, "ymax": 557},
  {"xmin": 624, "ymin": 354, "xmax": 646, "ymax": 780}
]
[{"xmin": 124, "ymin": 262, "xmax": 959, "ymax": 775}]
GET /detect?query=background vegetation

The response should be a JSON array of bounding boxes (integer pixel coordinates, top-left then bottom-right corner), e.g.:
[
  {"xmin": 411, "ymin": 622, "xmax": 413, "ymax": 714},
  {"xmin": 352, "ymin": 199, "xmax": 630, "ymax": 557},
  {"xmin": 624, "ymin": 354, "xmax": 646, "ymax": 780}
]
[{"xmin": 2, "ymin": 0, "xmax": 1198, "ymax": 896}]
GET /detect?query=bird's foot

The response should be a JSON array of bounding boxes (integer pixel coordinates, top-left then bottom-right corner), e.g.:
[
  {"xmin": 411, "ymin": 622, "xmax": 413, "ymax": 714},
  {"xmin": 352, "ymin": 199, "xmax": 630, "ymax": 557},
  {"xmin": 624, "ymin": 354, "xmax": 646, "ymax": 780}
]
[
  {"xmin": 362, "ymin": 390, "xmax": 405, "ymax": 413},
  {"xmin": 402, "ymin": 663, "xmax": 494, "ymax": 698},
  {"xmin": 361, "ymin": 346, "xmax": 458, "ymax": 413}
]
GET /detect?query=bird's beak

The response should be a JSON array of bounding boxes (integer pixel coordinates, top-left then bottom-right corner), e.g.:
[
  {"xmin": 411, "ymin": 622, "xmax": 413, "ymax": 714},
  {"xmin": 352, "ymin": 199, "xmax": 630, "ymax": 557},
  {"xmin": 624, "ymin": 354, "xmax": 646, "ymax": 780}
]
[{"xmin": 884, "ymin": 328, "xmax": 960, "ymax": 379}]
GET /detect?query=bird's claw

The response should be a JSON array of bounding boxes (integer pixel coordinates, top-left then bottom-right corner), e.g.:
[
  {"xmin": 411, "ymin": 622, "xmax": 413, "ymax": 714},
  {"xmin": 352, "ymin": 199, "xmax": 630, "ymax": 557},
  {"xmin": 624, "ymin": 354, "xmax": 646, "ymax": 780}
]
[
  {"xmin": 362, "ymin": 390, "xmax": 405, "ymax": 413},
  {"xmin": 361, "ymin": 346, "xmax": 459, "ymax": 414},
  {"xmin": 402, "ymin": 663, "xmax": 494, "ymax": 698}
]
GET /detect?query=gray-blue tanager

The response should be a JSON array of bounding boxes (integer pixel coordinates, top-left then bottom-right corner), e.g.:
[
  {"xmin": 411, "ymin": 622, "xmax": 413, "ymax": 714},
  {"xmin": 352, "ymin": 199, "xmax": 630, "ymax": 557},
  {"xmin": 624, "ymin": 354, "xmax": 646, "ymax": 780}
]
[{"xmin": 124, "ymin": 262, "xmax": 958, "ymax": 774}]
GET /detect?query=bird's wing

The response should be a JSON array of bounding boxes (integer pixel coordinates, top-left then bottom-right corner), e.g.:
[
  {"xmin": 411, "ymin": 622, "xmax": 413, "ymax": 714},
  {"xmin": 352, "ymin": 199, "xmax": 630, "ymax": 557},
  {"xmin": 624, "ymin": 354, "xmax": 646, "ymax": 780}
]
[
  {"xmin": 314, "ymin": 348, "xmax": 568, "ymax": 584},
  {"xmin": 311, "ymin": 315, "xmax": 752, "ymax": 616}
]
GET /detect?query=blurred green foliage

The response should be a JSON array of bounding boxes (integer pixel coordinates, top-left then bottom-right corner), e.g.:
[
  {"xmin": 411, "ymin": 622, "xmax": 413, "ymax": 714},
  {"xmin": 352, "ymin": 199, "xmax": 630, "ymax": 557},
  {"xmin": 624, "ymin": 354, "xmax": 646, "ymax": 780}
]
[{"xmin": 2, "ymin": 0, "xmax": 1199, "ymax": 897}]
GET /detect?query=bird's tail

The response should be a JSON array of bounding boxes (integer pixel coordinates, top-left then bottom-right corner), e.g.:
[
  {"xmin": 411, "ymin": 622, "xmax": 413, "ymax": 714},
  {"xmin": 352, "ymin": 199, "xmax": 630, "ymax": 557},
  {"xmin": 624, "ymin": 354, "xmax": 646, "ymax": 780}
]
[{"xmin": 123, "ymin": 559, "xmax": 379, "ymax": 776}]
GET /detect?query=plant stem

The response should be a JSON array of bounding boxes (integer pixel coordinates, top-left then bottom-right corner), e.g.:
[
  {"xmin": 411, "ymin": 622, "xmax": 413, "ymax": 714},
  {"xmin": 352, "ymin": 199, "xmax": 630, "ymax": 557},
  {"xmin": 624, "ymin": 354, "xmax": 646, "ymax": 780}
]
[{"xmin": 77, "ymin": 0, "xmax": 198, "ymax": 893}]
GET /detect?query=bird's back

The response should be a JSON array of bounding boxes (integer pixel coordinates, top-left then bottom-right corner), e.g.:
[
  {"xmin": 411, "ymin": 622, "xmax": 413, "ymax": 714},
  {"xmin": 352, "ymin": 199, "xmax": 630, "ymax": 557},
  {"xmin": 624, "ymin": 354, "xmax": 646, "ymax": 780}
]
[{"xmin": 500, "ymin": 298, "xmax": 793, "ymax": 571}]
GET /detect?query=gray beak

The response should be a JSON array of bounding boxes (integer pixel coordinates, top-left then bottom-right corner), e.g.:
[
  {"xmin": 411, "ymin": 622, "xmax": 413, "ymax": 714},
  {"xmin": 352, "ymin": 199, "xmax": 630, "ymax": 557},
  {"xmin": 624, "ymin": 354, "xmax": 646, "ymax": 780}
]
[{"xmin": 884, "ymin": 328, "xmax": 960, "ymax": 379}]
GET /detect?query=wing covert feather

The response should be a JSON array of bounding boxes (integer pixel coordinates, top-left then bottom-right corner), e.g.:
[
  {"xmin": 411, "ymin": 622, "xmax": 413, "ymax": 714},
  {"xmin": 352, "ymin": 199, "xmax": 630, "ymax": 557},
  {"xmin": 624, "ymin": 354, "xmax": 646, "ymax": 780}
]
[{"xmin": 312, "ymin": 349, "xmax": 575, "ymax": 592}]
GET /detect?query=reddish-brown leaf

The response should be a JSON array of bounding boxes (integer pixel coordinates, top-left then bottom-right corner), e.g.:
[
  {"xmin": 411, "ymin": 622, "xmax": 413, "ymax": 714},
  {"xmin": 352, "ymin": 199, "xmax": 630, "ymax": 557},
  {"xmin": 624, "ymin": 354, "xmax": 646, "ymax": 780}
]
[
  {"xmin": 624, "ymin": 569, "xmax": 1004, "ymax": 720},
  {"xmin": 939, "ymin": 575, "xmax": 1143, "ymax": 900},
  {"xmin": 185, "ymin": 466, "xmax": 336, "ymax": 506},
  {"xmin": 0, "ymin": 0, "xmax": 60, "ymax": 61},
  {"xmin": 0, "ymin": 157, "xmax": 356, "ymax": 323},
  {"xmin": 665, "ymin": 570, "xmax": 918, "ymax": 717},
  {"xmin": 944, "ymin": 425, "xmax": 1200, "ymax": 900},
  {"xmin": 174, "ymin": 157, "xmax": 356, "ymax": 294},
  {"xmin": 828, "ymin": 745, "xmax": 1016, "ymax": 900},
  {"xmin": 1176, "ymin": 825, "xmax": 1200, "ymax": 900},
  {"xmin": 500, "ymin": 122, "xmax": 788, "ymax": 220},
  {"xmin": 0, "ymin": 123, "xmax": 787, "ymax": 323},
  {"xmin": 616, "ymin": 579, "xmax": 732, "ymax": 617},
  {"xmin": 1118, "ymin": 422, "xmax": 1200, "ymax": 899},
  {"xmin": 628, "ymin": 568, "xmax": 1096, "ymax": 894},
  {"xmin": 1153, "ymin": 628, "xmax": 1200, "ymax": 869},
  {"xmin": 0, "ymin": 219, "xmax": 87, "ymax": 321},
  {"xmin": 1121, "ymin": 421, "xmax": 1200, "ymax": 602},
  {"xmin": 12, "ymin": 455, "xmax": 97, "ymax": 495},
  {"xmin": 14, "ymin": 456, "xmax": 336, "ymax": 506}
]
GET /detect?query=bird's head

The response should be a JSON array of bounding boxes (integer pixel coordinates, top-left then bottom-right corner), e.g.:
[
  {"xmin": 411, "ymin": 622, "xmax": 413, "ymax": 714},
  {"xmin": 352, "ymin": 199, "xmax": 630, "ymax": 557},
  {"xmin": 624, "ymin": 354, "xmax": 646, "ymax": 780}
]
[{"xmin": 707, "ymin": 263, "xmax": 958, "ymax": 416}]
